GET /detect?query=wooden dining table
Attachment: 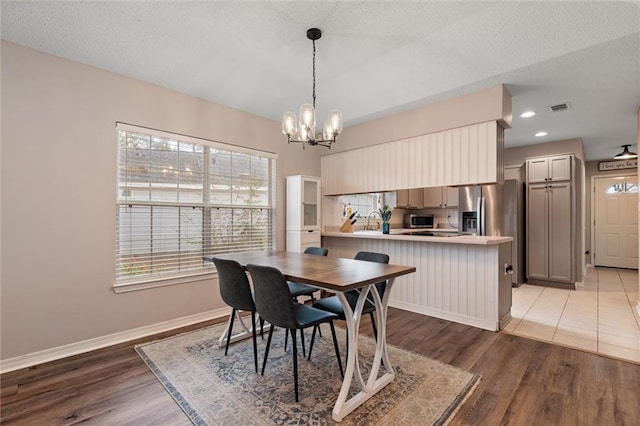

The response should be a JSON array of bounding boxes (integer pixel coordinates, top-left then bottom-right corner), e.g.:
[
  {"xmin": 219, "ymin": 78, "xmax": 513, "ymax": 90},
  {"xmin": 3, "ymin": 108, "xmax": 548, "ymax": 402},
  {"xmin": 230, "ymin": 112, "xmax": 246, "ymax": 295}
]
[{"xmin": 207, "ymin": 251, "xmax": 416, "ymax": 422}]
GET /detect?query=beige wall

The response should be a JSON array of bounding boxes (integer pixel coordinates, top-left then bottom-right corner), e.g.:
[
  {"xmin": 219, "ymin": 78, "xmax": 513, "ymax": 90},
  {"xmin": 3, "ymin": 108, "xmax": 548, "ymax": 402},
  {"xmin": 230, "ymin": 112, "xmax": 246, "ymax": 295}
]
[
  {"xmin": 504, "ymin": 138, "xmax": 586, "ymax": 282},
  {"xmin": 328, "ymin": 84, "xmax": 511, "ymax": 153},
  {"xmin": 0, "ymin": 41, "xmax": 321, "ymax": 360},
  {"xmin": 504, "ymin": 138, "xmax": 585, "ymax": 165}
]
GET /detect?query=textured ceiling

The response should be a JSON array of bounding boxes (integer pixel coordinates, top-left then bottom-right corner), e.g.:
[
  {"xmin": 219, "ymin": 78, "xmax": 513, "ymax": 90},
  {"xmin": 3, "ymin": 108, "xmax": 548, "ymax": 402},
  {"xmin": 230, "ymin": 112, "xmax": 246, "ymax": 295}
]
[{"xmin": 2, "ymin": 1, "xmax": 639, "ymax": 161}]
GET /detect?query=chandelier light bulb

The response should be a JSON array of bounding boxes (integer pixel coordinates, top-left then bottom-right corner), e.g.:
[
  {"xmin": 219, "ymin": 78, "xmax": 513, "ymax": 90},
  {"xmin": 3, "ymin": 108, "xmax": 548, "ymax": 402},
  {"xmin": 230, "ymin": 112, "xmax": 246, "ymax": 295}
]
[
  {"xmin": 282, "ymin": 112, "xmax": 297, "ymax": 136},
  {"xmin": 323, "ymin": 117, "xmax": 333, "ymax": 140},
  {"xmin": 299, "ymin": 103, "xmax": 315, "ymax": 129},
  {"xmin": 328, "ymin": 110, "xmax": 343, "ymax": 135},
  {"xmin": 298, "ymin": 124, "xmax": 311, "ymax": 142}
]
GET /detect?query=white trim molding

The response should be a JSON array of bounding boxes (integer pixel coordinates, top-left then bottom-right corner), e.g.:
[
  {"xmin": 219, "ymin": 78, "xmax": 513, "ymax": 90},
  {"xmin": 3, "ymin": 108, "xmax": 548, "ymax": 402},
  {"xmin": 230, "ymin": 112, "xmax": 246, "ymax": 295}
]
[
  {"xmin": 0, "ymin": 308, "xmax": 230, "ymax": 374},
  {"xmin": 113, "ymin": 272, "xmax": 217, "ymax": 293}
]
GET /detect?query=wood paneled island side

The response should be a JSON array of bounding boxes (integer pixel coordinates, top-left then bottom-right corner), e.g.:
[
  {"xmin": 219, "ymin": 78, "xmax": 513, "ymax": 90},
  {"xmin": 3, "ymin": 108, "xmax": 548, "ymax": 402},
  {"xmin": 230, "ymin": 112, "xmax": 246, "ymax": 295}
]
[{"xmin": 321, "ymin": 231, "xmax": 513, "ymax": 331}]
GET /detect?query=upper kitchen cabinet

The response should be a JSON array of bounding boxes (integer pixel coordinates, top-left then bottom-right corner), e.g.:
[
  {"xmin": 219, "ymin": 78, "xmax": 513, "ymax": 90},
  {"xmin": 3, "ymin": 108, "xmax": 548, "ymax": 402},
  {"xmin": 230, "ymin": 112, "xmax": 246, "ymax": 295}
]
[
  {"xmin": 526, "ymin": 155, "xmax": 572, "ymax": 183},
  {"xmin": 422, "ymin": 186, "xmax": 458, "ymax": 208},
  {"xmin": 286, "ymin": 175, "xmax": 321, "ymax": 231},
  {"xmin": 321, "ymin": 121, "xmax": 505, "ymax": 195},
  {"xmin": 396, "ymin": 188, "xmax": 423, "ymax": 208}
]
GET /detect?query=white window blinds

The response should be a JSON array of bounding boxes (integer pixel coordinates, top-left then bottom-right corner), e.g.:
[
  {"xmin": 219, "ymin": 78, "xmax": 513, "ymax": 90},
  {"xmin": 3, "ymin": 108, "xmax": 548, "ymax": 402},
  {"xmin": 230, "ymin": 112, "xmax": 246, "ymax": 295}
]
[{"xmin": 116, "ymin": 123, "xmax": 276, "ymax": 284}]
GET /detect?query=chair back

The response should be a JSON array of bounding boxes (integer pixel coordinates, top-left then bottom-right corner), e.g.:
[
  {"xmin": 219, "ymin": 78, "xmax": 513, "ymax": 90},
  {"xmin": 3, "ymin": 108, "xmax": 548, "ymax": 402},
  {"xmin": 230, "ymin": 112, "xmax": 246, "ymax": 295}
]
[
  {"xmin": 349, "ymin": 251, "xmax": 390, "ymax": 302},
  {"xmin": 303, "ymin": 246, "xmax": 328, "ymax": 256},
  {"xmin": 211, "ymin": 257, "xmax": 255, "ymax": 312},
  {"xmin": 247, "ymin": 264, "xmax": 298, "ymax": 329}
]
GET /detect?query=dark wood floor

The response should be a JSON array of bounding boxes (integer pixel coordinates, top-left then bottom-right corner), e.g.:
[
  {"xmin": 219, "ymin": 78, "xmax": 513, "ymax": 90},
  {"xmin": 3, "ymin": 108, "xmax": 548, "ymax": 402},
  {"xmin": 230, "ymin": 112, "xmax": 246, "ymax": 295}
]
[{"xmin": 2, "ymin": 308, "xmax": 639, "ymax": 425}]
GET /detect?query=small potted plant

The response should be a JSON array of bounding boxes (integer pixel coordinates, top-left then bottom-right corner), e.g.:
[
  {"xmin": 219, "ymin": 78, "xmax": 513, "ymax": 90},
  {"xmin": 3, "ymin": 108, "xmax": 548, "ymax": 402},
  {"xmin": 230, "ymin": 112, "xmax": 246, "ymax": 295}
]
[{"xmin": 378, "ymin": 205, "xmax": 392, "ymax": 234}]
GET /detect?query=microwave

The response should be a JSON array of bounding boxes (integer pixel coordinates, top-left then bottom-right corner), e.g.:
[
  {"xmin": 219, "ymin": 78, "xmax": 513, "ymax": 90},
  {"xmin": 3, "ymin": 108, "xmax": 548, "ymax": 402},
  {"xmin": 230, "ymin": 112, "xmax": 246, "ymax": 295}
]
[{"xmin": 404, "ymin": 214, "xmax": 435, "ymax": 228}]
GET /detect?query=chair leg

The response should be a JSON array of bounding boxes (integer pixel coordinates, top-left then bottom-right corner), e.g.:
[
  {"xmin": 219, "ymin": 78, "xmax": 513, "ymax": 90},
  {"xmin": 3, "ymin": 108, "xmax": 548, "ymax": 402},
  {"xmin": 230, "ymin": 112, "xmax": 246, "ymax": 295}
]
[
  {"xmin": 369, "ymin": 311, "xmax": 378, "ymax": 341},
  {"xmin": 292, "ymin": 329, "xmax": 299, "ymax": 402},
  {"xmin": 260, "ymin": 317, "xmax": 264, "ymax": 339},
  {"xmin": 284, "ymin": 328, "xmax": 289, "ymax": 352},
  {"xmin": 300, "ymin": 328, "xmax": 306, "ymax": 358},
  {"xmin": 251, "ymin": 310, "xmax": 258, "ymax": 373},
  {"xmin": 307, "ymin": 325, "xmax": 318, "ymax": 361},
  {"xmin": 225, "ymin": 308, "xmax": 235, "ymax": 356},
  {"xmin": 261, "ymin": 326, "xmax": 274, "ymax": 375},
  {"xmin": 329, "ymin": 321, "xmax": 344, "ymax": 378},
  {"xmin": 314, "ymin": 300, "xmax": 322, "ymax": 337}
]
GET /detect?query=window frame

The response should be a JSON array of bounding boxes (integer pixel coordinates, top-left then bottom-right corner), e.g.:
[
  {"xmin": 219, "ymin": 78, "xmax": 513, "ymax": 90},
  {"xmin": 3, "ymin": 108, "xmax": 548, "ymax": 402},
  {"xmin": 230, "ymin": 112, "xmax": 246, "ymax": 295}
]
[{"xmin": 114, "ymin": 123, "xmax": 277, "ymax": 293}]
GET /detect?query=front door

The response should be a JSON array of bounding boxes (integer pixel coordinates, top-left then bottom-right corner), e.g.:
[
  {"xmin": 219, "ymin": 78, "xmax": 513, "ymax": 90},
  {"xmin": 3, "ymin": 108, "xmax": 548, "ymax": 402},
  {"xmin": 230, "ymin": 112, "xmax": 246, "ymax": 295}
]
[{"xmin": 594, "ymin": 175, "xmax": 638, "ymax": 268}]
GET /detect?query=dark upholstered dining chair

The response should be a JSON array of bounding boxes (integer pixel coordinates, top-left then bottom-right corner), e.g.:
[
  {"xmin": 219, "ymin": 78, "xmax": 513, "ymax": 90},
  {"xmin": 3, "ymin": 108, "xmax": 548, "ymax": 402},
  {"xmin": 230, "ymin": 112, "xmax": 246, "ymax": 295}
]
[
  {"xmin": 285, "ymin": 246, "xmax": 329, "ymax": 350},
  {"xmin": 247, "ymin": 263, "xmax": 343, "ymax": 402},
  {"xmin": 312, "ymin": 251, "xmax": 389, "ymax": 340},
  {"xmin": 211, "ymin": 257, "xmax": 260, "ymax": 373},
  {"xmin": 287, "ymin": 246, "xmax": 328, "ymax": 304}
]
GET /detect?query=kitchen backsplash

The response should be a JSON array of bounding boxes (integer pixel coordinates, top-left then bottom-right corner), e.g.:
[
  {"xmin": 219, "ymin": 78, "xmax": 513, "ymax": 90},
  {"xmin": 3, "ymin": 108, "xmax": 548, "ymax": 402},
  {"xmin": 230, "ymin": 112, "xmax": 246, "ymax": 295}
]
[
  {"xmin": 322, "ymin": 195, "xmax": 459, "ymax": 230},
  {"xmin": 393, "ymin": 207, "xmax": 459, "ymax": 229}
]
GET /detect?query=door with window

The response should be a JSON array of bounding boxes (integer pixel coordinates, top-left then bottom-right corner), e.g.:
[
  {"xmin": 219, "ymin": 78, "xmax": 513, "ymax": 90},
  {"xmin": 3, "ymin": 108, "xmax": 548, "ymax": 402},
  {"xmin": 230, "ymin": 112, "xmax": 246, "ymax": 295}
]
[{"xmin": 594, "ymin": 175, "xmax": 638, "ymax": 269}]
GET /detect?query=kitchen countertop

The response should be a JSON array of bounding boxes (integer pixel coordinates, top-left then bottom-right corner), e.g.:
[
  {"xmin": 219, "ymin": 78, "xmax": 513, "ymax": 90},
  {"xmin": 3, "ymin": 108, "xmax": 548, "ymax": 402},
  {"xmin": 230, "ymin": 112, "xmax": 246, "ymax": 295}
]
[{"xmin": 321, "ymin": 228, "xmax": 513, "ymax": 245}]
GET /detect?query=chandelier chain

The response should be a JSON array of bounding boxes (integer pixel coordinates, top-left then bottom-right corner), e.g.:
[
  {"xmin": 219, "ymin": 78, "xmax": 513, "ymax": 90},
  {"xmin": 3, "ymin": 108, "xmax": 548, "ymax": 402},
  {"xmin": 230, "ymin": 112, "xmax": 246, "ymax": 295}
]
[{"xmin": 312, "ymin": 39, "xmax": 316, "ymax": 109}]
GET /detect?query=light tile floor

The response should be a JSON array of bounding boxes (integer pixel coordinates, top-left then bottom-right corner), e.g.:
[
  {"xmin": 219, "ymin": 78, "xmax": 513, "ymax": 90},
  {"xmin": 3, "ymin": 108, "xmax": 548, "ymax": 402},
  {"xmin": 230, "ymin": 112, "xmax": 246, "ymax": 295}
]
[{"xmin": 504, "ymin": 267, "xmax": 640, "ymax": 364}]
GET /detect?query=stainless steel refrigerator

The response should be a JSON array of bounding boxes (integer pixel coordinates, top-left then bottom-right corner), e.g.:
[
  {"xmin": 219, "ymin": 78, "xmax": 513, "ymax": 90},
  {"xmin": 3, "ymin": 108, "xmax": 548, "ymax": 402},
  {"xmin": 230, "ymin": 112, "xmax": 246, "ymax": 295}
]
[{"xmin": 458, "ymin": 179, "xmax": 525, "ymax": 286}]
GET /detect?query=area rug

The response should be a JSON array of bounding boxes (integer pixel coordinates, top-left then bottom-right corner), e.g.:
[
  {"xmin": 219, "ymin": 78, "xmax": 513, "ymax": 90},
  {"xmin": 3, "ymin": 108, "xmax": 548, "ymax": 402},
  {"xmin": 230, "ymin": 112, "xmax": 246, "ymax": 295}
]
[{"xmin": 136, "ymin": 323, "xmax": 480, "ymax": 425}]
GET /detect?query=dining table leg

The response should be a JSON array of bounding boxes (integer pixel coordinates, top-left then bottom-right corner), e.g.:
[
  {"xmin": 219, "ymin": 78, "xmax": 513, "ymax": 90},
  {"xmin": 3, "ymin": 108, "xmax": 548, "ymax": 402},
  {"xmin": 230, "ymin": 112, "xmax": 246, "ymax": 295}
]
[
  {"xmin": 217, "ymin": 310, "xmax": 269, "ymax": 348},
  {"xmin": 331, "ymin": 278, "xmax": 396, "ymax": 422}
]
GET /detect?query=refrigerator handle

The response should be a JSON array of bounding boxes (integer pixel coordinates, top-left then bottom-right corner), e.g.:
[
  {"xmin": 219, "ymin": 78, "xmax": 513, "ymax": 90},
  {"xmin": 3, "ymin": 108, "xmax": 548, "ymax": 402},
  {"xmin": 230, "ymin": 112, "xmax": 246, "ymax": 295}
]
[
  {"xmin": 480, "ymin": 196, "xmax": 486, "ymax": 235},
  {"xmin": 476, "ymin": 196, "xmax": 482, "ymax": 235}
]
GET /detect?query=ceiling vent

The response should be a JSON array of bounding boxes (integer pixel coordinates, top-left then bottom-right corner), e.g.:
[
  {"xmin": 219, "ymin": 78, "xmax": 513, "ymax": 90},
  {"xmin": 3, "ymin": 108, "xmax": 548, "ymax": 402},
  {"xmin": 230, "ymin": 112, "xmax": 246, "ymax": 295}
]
[{"xmin": 548, "ymin": 102, "xmax": 571, "ymax": 113}]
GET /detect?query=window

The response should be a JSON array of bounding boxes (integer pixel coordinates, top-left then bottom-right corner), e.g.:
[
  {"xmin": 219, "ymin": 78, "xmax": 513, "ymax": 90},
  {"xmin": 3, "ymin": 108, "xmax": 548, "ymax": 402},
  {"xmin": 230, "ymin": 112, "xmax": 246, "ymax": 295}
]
[
  {"xmin": 116, "ymin": 123, "xmax": 276, "ymax": 287},
  {"xmin": 605, "ymin": 181, "xmax": 638, "ymax": 194},
  {"xmin": 340, "ymin": 194, "xmax": 380, "ymax": 219}
]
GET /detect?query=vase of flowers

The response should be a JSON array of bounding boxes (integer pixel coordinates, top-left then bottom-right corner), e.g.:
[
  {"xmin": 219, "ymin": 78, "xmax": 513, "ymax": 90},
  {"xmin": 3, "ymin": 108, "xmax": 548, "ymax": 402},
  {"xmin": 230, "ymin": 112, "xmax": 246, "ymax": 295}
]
[{"xmin": 379, "ymin": 205, "xmax": 392, "ymax": 234}]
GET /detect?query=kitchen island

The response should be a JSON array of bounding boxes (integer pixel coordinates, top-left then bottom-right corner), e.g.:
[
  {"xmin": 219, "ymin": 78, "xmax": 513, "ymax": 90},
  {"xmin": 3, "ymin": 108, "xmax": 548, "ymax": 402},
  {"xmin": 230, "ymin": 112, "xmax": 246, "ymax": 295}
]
[{"xmin": 321, "ymin": 230, "xmax": 513, "ymax": 331}]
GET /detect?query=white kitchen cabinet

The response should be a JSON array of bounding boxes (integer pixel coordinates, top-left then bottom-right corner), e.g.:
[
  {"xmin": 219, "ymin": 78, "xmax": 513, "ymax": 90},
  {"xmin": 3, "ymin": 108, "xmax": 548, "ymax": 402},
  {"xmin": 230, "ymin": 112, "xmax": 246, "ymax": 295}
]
[
  {"xmin": 444, "ymin": 187, "xmax": 458, "ymax": 207},
  {"xmin": 422, "ymin": 186, "xmax": 458, "ymax": 208},
  {"xmin": 526, "ymin": 155, "xmax": 572, "ymax": 183},
  {"xmin": 396, "ymin": 188, "xmax": 423, "ymax": 208},
  {"xmin": 286, "ymin": 175, "xmax": 321, "ymax": 252},
  {"xmin": 320, "ymin": 120, "xmax": 504, "ymax": 195},
  {"xmin": 286, "ymin": 229, "xmax": 322, "ymax": 253}
]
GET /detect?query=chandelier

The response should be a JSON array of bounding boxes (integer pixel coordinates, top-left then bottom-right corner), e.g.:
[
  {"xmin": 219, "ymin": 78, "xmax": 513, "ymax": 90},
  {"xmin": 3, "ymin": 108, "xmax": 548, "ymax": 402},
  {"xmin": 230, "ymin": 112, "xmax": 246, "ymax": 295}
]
[{"xmin": 282, "ymin": 28, "xmax": 343, "ymax": 149}]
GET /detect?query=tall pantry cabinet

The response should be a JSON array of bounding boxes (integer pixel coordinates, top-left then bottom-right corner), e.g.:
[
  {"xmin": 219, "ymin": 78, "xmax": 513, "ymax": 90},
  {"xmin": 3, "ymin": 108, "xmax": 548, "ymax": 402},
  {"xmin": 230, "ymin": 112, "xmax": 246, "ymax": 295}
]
[
  {"xmin": 286, "ymin": 175, "xmax": 321, "ymax": 252},
  {"xmin": 526, "ymin": 155, "xmax": 575, "ymax": 287}
]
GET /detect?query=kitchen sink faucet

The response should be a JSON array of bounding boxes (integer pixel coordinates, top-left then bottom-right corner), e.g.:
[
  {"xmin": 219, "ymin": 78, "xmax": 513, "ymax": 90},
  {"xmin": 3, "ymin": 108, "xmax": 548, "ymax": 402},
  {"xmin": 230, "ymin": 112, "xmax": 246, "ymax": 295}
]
[{"xmin": 366, "ymin": 211, "xmax": 380, "ymax": 230}]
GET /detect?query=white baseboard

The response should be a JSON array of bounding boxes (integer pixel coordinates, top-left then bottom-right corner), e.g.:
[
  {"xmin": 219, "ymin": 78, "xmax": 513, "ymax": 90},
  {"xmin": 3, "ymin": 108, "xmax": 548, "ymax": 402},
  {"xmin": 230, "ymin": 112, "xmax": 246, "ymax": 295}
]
[
  {"xmin": 389, "ymin": 300, "xmax": 499, "ymax": 332},
  {"xmin": 0, "ymin": 307, "xmax": 230, "ymax": 374}
]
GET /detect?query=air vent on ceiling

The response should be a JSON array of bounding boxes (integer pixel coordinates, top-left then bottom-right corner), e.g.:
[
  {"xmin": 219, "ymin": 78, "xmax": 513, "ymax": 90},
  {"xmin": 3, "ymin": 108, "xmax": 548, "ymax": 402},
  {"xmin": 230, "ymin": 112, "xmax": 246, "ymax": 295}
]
[{"xmin": 548, "ymin": 102, "xmax": 571, "ymax": 113}]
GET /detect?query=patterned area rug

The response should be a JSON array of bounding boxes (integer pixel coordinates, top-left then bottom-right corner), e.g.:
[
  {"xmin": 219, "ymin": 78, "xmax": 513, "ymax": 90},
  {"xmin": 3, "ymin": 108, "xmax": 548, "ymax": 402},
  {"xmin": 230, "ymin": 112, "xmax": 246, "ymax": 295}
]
[{"xmin": 136, "ymin": 322, "xmax": 480, "ymax": 425}]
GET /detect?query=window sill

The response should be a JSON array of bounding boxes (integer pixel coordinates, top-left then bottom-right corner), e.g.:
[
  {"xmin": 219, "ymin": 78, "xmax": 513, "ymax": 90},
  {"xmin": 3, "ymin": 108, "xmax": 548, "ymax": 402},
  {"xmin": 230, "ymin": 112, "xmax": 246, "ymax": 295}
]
[{"xmin": 113, "ymin": 271, "xmax": 216, "ymax": 293}]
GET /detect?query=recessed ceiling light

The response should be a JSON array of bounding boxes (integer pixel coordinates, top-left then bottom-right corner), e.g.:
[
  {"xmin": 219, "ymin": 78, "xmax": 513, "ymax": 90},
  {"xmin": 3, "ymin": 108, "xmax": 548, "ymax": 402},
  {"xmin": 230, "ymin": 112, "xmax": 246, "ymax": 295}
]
[
  {"xmin": 535, "ymin": 131, "xmax": 548, "ymax": 137},
  {"xmin": 520, "ymin": 111, "xmax": 536, "ymax": 118}
]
